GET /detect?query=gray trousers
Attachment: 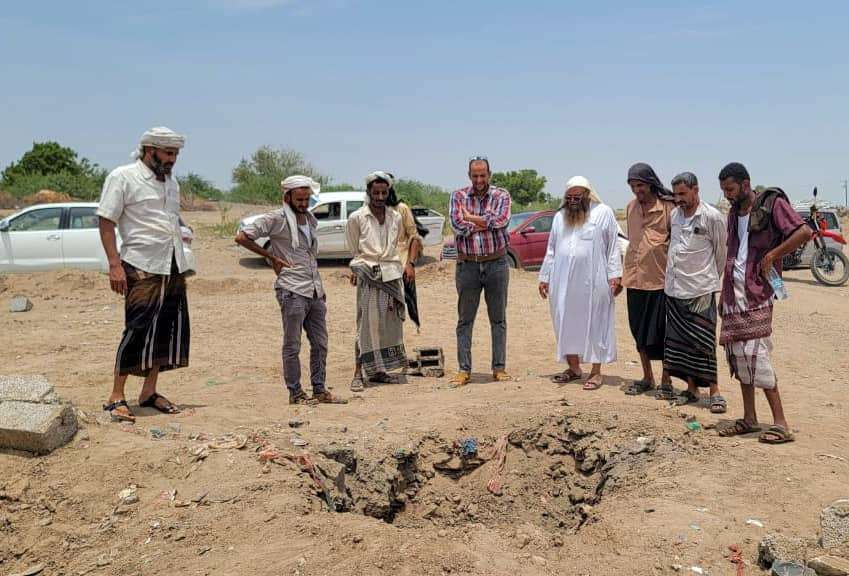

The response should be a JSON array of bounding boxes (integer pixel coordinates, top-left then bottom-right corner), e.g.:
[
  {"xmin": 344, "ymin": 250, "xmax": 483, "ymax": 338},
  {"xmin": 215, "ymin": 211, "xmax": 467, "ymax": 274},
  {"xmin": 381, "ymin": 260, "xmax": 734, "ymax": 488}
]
[
  {"xmin": 455, "ymin": 256, "xmax": 509, "ymax": 372},
  {"xmin": 276, "ymin": 289, "xmax": 328, "ymax": 394}
]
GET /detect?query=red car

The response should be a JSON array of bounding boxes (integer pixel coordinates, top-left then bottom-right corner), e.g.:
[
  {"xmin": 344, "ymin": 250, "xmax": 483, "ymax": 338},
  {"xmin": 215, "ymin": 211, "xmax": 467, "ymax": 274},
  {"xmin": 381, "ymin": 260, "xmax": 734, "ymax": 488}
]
[{"xmin": 441, "ymin": 210, "xmax": 556, "ymax": 269}]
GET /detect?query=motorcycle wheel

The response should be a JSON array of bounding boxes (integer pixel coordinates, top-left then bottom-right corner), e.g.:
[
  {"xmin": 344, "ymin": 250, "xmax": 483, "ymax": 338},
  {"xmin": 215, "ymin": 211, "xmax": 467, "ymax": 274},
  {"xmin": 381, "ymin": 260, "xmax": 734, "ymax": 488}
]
[{"xmin": 810, "ymin": 247, "xmax": 849, "ymax": 286}]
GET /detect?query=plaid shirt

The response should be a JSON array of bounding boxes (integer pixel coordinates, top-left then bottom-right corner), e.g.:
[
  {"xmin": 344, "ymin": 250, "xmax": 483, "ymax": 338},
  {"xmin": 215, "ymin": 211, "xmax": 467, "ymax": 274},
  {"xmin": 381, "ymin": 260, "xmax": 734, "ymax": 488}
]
[{"xmin": 449, "ymin": 185, "xmax": 512, "ymax": 257}]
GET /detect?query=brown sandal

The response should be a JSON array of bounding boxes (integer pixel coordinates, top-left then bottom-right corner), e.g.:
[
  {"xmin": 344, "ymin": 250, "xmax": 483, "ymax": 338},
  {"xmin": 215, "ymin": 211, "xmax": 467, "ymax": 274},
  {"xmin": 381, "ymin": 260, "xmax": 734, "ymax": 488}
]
[
  {"xmin": 759, "ymin": 425, "xmax": 794, "ymax": 444},
  {"xmin": 103, "ymin": 399, "xmax": 135, "ymax": 422},
  {"xmin": 717, "ymin": 419, "xmax": 761, "ymax": 437},
  {"xmin": 583, "ymin": 375, "xmax": 603, "ymax": 391},
  {"xmin": 551, "ymin": 369, "xmax": 582, "ymax": 384}
]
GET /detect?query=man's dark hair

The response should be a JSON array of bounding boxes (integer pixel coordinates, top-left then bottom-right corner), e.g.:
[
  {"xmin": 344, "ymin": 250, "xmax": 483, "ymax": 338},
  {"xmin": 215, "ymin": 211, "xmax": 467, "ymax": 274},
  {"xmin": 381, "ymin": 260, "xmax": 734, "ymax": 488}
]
[
  {"xmin": 671, "ymin": 172, "xmax": 698, "ymax": 188},
  {"xmin": 719, "ymin": 162, "xmax": 750, "ymax": 183},
  {"xmin": 468, "ymin": 158, "xmax": 490, "ymax": 173}
]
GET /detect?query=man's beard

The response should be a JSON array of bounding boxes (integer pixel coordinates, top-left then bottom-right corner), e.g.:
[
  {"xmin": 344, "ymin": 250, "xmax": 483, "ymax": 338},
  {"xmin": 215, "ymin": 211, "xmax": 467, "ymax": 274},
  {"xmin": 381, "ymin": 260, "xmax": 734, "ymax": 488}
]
[
  {"xmin": 563, "ymin": 198, "xmax": 590, "ymax": 226},
  {"xmin": 149, "ymin": 153, "xmax": 173, "ymax": 178}
]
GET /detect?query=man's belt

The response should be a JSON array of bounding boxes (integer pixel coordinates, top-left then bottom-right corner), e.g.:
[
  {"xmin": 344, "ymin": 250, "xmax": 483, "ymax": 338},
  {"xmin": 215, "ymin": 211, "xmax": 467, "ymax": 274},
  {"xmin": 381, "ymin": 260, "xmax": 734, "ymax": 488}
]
[{"xmin": 458, "ymin": 249, "xmax": 506, "ymax": 263}]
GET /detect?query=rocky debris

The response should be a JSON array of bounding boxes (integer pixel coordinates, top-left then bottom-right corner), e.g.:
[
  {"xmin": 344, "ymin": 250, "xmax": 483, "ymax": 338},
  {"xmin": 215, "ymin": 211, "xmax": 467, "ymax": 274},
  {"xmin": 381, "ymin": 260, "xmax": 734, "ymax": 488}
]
[
  {"xmin": 319, "ymin": 444, "xmax": 357, "ymax": 473},
  {"xmin": 8, "ymin": 563, "xmax": 46, "ymax": 576},
  {"xmin": 822, "ymin": 500, "xmax": 849, "ymax": 549},
  {"xmin": 9, "ymin": 295, "xmax": 32, "ymax": 313},
  {"xmin": 809, "ymin": 555, "xmax": 849, "ymax": 576},
  {"xmin": 759, "ymin": 533, "xmax": 812, "ymax": 568}
]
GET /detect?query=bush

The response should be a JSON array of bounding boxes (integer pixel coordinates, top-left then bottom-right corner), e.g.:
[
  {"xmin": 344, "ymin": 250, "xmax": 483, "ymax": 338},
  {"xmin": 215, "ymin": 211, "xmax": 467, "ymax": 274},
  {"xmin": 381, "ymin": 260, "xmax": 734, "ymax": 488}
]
[
  {"xmin": 178, "ymin": 173, "xmax": 224, "ymax": 201},
  {"xmin": 230, "ymin": 146, "xmax": 328, "ymax": 204},
  {"xmin": 3, "ymin": 170, "xmax": 105, "ymax": 201}
]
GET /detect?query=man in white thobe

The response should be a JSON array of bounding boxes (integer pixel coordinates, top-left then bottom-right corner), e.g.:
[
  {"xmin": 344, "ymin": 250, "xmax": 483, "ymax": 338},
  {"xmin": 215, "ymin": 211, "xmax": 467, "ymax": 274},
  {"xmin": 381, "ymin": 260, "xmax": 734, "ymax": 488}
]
[{"xmin": 538, "ymin": 176, "xmax": 623, "ymax": 390}]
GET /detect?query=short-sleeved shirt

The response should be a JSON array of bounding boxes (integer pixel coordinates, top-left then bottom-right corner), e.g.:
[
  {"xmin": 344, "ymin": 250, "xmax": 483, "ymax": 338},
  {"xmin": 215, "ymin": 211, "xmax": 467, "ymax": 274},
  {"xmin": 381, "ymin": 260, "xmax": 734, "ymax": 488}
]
[
  {"xmin": 241, "ymin": 208, "xmax": 324, "ymax": 299},
  {"xmin": 721, "ymin": 195, "xmax": 804, "ymax": 308},
  {"xmin": 395, "ymin": 202, "xmax": 420, "ymax": 265},
  {"xmin": 665, "ymin": 201, "xmax": 728, "ymax": 299},
  {"xmin": 623, "ymin": 197, "xmax": 675, "ymax": 290},
  {"xmin": 96, "ymin": 160, "xmax": 189, "ymax": 275},
  {"xmin": 347, "ymin": 205, "xmax": 403, "ymax": 281}
]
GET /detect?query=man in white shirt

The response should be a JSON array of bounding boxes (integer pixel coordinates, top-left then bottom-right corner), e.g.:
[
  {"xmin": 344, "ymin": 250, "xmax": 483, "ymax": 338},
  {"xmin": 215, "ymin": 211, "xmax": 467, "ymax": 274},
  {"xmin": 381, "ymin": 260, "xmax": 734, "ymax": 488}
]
[
  {"xmin": 663, "ymin": 172, "xmax": 728, "ymax": 412},
  {"xmin": 96, "ymin": 127, "xmax": 190, "ymax": 422},
  {"xmin": 347, "ymin": 171, "xmax": 409, "ymax": 392}
]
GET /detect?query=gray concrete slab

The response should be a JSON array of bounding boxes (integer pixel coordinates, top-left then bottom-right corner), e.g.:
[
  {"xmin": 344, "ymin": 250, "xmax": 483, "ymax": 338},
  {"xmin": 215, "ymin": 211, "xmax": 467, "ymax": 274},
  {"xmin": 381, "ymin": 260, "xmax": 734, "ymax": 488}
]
[
  {"xmin": 0, "ymin": 375, "xmax": 57, "ymax": 404},
  {"xmin": 0, "ymin": 401, "xmax": 78, "ymax": 454}
]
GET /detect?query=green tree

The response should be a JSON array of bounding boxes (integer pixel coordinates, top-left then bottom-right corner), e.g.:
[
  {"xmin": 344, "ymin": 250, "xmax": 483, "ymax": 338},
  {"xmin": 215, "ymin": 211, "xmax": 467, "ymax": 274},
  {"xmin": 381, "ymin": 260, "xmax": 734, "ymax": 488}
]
[
  {"xmin": 1, "ymin": 141, "xmax": 107, "ymax": 200},
  {"xmin": 490, "ymin": 169, "xmax": 547, "ymax": 206},
  {"xmin": 2, "ymin": 142, "xmax": 84, "ymax": 186},
  {"xmin": 230, "ymin": 146, "xmax": 328, "ymax": 204},
  {"xmin": 178, "ymin": 173, "xmax": 224, "ymax": 201}
]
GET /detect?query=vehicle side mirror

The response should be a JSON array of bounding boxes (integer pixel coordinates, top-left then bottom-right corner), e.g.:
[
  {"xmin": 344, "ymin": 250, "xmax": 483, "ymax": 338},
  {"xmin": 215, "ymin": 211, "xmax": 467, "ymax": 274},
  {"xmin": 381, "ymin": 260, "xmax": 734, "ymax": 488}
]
[
  {"xmin": 0, "ymin": 221, "xmax": 8, "ymax": 232},
  {"xmin": 521, "ymin": 226, "xmax": 536, "ymax": 234}
]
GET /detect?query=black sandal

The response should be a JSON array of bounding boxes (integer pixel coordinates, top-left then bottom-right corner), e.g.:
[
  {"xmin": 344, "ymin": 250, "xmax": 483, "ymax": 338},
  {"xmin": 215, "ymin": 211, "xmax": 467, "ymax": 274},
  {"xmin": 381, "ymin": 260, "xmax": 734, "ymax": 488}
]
[
  {"xmin": 674, "ymin": 390, "xmax": 699, "ymax": 406},
  {"xmin": 655, "ymin": 384, "xmax": 677, "ymax": 400},
  {"xmin": 103, "ymin": 399, "xmax": 135, "ymax": 422},
  {"xmin": 139, "ymin": 392, "xmax": 180, "ymax": 414},
  {"xmin": 625, "ymin": 379, "xmax": 654, "ymax": 395}
]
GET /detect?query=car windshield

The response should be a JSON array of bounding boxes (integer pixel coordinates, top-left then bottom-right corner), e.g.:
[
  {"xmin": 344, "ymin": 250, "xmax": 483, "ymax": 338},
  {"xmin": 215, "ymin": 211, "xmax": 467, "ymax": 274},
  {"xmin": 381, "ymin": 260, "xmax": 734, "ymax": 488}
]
[{"xmin": 508, "ymin": 213, "xmax": 533, "ymax": 231}]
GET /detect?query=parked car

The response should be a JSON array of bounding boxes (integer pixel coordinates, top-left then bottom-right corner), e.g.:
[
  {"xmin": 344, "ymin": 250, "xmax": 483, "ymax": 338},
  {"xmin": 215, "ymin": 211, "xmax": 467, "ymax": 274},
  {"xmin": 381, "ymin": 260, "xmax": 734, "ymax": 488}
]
[
  {"xmin": 785, "ymin": 202, "xmax": 845, "ymax": 268},
  {"xmin": 0, "ymin": 202, "xmax": 196, "ymax": 273},
  {"xmin": 441, "ymin": 210, "xmax": 629, "ymax": 269},
  {"xmin": 238, "ymin": 191, "xmax": 445, "ymax": 260}
]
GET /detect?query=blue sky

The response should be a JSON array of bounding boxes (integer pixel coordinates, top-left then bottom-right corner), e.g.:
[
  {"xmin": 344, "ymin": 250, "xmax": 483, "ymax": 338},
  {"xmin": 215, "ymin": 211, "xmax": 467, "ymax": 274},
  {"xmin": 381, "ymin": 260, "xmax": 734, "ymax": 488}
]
[{"xmin": 1, "ymin": 0, "xmax": 847, "ymax": 207}]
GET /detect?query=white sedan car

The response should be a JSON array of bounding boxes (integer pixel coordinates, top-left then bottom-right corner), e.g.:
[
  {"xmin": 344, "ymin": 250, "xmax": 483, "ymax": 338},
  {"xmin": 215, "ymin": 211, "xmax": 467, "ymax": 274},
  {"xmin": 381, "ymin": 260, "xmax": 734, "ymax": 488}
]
[
  {"xmin": 238, "ymin": 191, "xmax": 445, "ymax": 260},
  {"xmin": 0, "ymin": 202, "xmax": 196, "ymax": 273}
]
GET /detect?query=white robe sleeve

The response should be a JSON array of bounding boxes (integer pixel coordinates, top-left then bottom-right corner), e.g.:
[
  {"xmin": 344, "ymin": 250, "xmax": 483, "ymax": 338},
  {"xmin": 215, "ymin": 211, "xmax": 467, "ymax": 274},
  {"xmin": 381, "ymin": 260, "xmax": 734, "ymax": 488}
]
[
  {"xmin": 603, "ymin": 207, "xmax": 623, "ymax": 280},
  {"xmin": 538, "ymin": 212, "xmax": 561, "ymax": 283}
]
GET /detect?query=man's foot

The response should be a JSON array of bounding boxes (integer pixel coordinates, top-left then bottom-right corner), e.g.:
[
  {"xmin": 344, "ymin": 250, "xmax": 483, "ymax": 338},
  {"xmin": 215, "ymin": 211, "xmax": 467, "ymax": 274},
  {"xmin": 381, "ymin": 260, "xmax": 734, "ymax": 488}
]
[
  {"xmin": 625, "ymin": 379, "xmax": 654, "ymax": 395},
  {"xmin": 103, "ymin": 399, "xmax": 135, "ymax": 422},
  {"xmin": 312, "ymin": 391, "xmax": 348, "ymax": 404},
  {"xmin": 449, "ymin": 371, "xmax": 471, "ymax": 388},
  {"xmin": 758, "ymin": 424, "xmax": 794, "ymax": 444},
  {"xmin": 709, "ymin": 395, "xmax": 728, "ymax": 414},
  {"xmin": 654, "ymin": 384, "xmax": 676, "ymax": 400},
  {"xmin": 583, "ymin": 374, "xmax": 603, "ymax": 391},
  {"xmin": 289, "ymin": 390, "xmax": 314, "ymax": 405},
  {"xmin": 674, "ymin": 390, "xmax": 699, "ymax": 406},
  {"xmin": 551, "ymin": 369, "xmax": 582, "ymax": 384},
  {"xmin": 139, "ymin": 392, "xmax": 180, "ymax": 414},
  {"xmin": 492, "ymin": 370, "xmax": 512, "ymax": 382},
  {"xmin": 717, "ymin": 418, "xmax": 761, "ymax": 437},
  {"xmin": 350, "ymin": 377, "xmax": 365, "ymax": 393}
]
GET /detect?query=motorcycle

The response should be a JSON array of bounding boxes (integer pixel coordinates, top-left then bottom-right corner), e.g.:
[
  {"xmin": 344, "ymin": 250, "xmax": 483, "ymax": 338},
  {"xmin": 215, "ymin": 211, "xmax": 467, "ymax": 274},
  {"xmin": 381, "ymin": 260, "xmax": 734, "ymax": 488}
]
[{"xmin": 782, "ymin": 187, "xmax": 849, "ymax": 286}]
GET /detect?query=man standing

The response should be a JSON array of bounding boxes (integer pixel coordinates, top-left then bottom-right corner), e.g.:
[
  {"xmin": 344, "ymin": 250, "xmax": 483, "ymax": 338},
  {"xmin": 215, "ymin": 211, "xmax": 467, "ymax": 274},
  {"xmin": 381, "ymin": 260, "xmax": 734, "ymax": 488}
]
[
  {"xmin": 97, "ymin": 127, "xmax": 191, "ymax": 422},
  {"xmin": 448, "ymin": 157, "xmax": 512, "ymax": 386},
  {"xmin": 622, "ymin": 162, "xmax": 675, "ymax": 397},
  {"xmin": 538, "ymin": 177, "xmax": 623, "ymax": 390},
  {"xmin": 235, "ymin": 175, "xmax": 346, "ymax": 405},
  {"xmin": 663, "ymin": 172, "xmax": 728, "ymax": 411},
  {"xmin": 347, "ymin": 171, "xmax": 410, "ymax": 392},
  {"xmin": 716, "ymin": 163, "xmax": 811, "ymax": 444}
]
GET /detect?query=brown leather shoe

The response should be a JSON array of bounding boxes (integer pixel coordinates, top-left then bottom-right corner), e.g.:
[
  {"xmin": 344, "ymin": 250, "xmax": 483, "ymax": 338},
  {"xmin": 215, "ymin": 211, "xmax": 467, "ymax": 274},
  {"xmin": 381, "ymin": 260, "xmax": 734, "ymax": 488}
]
[
  {"xmin": 449, "ymin": 371, "xmax": 471, "ymax": 387},
  {"xmin": 492, "ymin": 370, "xmax": 513, "ymax": 382},
  {"xmin": 312, "ymin": 391, "xmax": 348, "ymax": 404}
]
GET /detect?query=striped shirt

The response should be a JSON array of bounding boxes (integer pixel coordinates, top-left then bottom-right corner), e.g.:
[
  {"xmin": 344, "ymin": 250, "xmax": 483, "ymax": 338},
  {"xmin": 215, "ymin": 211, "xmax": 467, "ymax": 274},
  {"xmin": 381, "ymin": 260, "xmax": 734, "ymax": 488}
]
[{"xmin": 449, "ymin": 185, "xmax": 512, "ymax": 257}]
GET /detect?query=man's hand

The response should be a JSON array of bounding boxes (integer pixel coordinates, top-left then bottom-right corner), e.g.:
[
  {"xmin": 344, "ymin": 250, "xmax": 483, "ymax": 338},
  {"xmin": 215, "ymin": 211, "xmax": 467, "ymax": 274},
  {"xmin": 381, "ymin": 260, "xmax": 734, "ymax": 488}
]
[
  {"xmin": 609, "ymin": 277, "xmax": 623, "ymax": 296},
  {"xmin": 349, "ymin": 273, "xmax": 357, "ymax": 287},
  {"xmin": 462, "ymin": 207, "xmax": 487, "ymax": 231},
  {"xmin": 270, "ymin": 256, "xmax": 291, "ymax": 276},
  {"xmin": 759, "ymin": 251, "xmax": 777, "ymax": 281},
  {"xmin": 403, "ymin": 262, "xmax": 415, "ymax": 282},
  {"xmin": 538, "ymin": 282, "xmax": 549, "ymax": 299},
  {"xmin": 109, "ymin": 262, "xmax": 127, "ymax": 296}
]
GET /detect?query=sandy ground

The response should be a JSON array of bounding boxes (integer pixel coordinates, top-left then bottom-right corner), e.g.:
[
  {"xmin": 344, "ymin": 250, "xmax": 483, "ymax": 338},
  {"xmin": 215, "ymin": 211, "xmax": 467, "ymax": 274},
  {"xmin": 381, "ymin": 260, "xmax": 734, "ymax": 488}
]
[{"xmin": 1, "ymin": 205, "xmax": 848, "ymax": 576}]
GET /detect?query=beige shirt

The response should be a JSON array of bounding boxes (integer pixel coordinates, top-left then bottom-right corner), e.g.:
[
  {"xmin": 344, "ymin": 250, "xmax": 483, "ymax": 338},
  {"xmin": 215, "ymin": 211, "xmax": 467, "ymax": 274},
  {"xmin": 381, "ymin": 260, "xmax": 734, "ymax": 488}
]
[
  {"xmin": 665, "ymin": 201, "xmax": 728, "ymax": 299},
  {"xmin": 395, "ymin": 202, "xmax": 421, "ymax": 265},
  {"xmin": 622, "ymin": 197, "xmax": 674, "ymax": 290},
  {"xmin": 241, "ymin": 208, "xmax": 324, "ymax": 299},
  {"xmin": 347, "ymin": 204, "xmax": 403, "ymax": 281},
  {"xmin": 96, "ymin": 160, "xmax": 189, "ymax": 275}
]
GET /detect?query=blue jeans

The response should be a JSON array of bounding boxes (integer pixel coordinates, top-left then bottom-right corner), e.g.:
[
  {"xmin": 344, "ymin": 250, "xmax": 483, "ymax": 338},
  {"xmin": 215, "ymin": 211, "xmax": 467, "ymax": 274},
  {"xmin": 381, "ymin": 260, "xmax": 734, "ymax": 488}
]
[
  {"xmin": 455, "ymin": 256, "xmax": 509, "ymax": 372},
  {"xmin": 276, "ymin": 289, "xmax": 328, "ymax": 395}
]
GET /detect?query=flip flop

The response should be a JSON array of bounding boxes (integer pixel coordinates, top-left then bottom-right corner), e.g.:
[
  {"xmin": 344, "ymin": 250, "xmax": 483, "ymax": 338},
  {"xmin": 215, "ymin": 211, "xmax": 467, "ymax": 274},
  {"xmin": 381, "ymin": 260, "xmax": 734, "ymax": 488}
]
[
  {"xmin": 139, "ymin": 392, "xmax": 180, "ymax": 414},
  {"xmin": 583, "ymin": 375, "xmax": 603, "ymax": 391},
  {"xmin": 350, "ymin": 377, "xmax": 365, "ymax": 392},
  {"xmin": 717, "ymin": 419, "xmax": 762, "ymax": 437},
  {"xmin": 674, "ymin": 390, "xmax": 699, "ymax": 406},
  {"xmin": 625, "ymin": 379, "xmax": 654, "ymax": 395},
  {"xmin": 103, "ymin": 399, "xmax": 135, "ymax": 422},
  {"xmin": 709, "ymin": 395, "xmax": 728, "ymax": 414},
  {"xmin": 758, "ymin": 425, "xmax": 794, "ymax": 444},
  {"xmin": 654, "ymin": 384, "xmax": 677, "ymax": 400},
  {"xmin": 551, "ymin": 369, "xmax": 583, "ymax": 384}
]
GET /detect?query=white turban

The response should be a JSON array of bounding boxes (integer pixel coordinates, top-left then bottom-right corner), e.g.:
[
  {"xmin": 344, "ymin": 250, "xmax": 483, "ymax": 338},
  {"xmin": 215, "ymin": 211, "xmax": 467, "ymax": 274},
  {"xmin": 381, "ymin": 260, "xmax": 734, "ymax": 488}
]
[
  {"xmin": 365, "ymin": 171, "xmax": 394, "ymax": 189},
  {"xmin": 132, "ymin": 126, "xmax": 186, "ymax": 158},
  {"xmin": 281, "ymin": 175, "xmax": 321, "ymax": 197},
  {"xmin": 565, "ymin": 175, "xmax": 602, "ymax": 204}
]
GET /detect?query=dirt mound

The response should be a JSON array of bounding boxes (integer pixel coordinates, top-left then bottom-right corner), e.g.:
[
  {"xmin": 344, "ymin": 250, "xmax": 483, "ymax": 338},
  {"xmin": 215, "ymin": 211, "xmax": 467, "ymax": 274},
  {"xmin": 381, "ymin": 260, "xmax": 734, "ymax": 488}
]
[
  {"xmin": 0, "ymin": 191, "xmax": 19, "ymax": 210},
  {"xmin": 181, "ymin": 196, "xmax": 217, "ymax": 212},
  {"xmin": 187, "ymin": 276, "xmax": 268, "ymax": 295},
  {"xmin": 21, "ymin": 190, "xmax": 73, "ymax": 205}
]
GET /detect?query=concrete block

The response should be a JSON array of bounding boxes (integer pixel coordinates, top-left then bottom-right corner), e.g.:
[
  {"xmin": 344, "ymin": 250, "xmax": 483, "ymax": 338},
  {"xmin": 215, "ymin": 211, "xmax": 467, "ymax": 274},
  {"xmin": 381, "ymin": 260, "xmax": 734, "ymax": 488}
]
[
  {"xmin": 823, "ymin": 500, "xmax": 849, "ymax": 549},
  {"xmin": 809, "ymin": 555, "xmax": 849, "ymax": 576},
  {"xmin": 0, "ymin": 375, "xmax": 57, "ymax": 404},
  {"xmin": 9, "ymin": 295, "xmax": 32, "ymax": 313},
  {"xmin": 0, "ymin": 401, "xmax": 78, "ymax": 454}
]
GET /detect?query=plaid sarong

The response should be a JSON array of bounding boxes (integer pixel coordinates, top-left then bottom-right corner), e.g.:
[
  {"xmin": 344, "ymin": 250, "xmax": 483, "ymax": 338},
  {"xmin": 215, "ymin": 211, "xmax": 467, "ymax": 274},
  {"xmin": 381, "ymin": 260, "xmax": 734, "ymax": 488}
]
[
  {"xmin": 720, "ymin": 274, "xmax": 776, "ymax": 389},
  {"xmin": 352, "ymin": 264, "xmax": 406, "ymax": 377},
  {"xmin": 114, "ymin": 259, "xmax": 190, "ymax": 377}
]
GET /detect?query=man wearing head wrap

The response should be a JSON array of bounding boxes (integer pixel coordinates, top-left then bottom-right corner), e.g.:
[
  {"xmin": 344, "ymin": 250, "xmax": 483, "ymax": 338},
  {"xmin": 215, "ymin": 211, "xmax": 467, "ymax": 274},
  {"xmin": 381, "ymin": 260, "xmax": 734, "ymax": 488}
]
[
  {"xmin": 538, "ymin": 176, "xmax": 623, "ymax": 390},
  {"xmin": 716, "ymin": 162, "xmax": 811, "ymax": 444},
  {"xmin": 347, "ymin": 171, "xmax": 408, "ymax": 392},
  {"xmin": 96, "ymin": 127, "xmax": 191, "ymax": 422},
  {"xmin": 235, "ymin": 175, "xmax": 347, "ymax": 405},
  {"xmin": 622, "ymin": 162, "xmax": 675, "ymax": 397}
]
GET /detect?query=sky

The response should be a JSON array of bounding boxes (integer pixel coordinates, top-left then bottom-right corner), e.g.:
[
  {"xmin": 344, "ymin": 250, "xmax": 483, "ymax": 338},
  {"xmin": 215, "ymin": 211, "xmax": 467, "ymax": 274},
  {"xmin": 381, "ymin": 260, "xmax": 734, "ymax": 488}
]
[{"xmin": 1, "ymin": 0, "xmax": 847, "ymax": 208}]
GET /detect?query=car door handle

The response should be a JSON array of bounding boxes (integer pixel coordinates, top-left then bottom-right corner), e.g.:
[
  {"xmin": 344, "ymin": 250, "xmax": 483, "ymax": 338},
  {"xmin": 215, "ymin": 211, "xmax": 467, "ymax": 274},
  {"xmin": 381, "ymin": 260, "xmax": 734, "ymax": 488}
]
[
  {"xmin": 333, "ymin": 225, "xmax": 344, "ymax": 230},
  {"xmin": 46, "ymin": 234, "xmax": 61, "ymax": 240}
]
